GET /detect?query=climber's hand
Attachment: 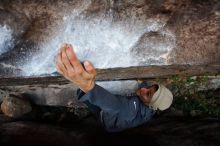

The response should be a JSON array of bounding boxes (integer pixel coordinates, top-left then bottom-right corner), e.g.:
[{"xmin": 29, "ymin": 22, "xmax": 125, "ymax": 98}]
[{"xmin": 56, "ymin": 43, "xmax": 96, "ymax": 93}]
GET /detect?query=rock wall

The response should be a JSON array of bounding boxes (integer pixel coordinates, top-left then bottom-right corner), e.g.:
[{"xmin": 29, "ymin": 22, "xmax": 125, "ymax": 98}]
[
  {"xmin": 0, "ymin": 0, "xmax": 219, "ymax": 108},
  {"xmin": 0, "ymin": 0, "xmax": 219, "ymax": 76},
  {"xmin": 1, "ymin": 113, "xmax": 220, "ymax": 146}
]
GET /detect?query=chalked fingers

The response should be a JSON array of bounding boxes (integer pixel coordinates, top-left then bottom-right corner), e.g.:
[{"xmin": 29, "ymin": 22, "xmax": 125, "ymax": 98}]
[
  {"xmin": 56, "ymin": 49, "xmax": 67, "ymax": 75},
  {"xmin": 65, "ymin": 44, "xmax": 84, "ymax": 72},
  {"xmin": 57, "ymin": 43, "xmax": 96, "ymax": 93},
  {"xmin": 56, "ymin": 63, "xmax": 63, "ymax": 75},
  {"xmin": 83, "ymin": 60, "xmax": 97, "ymax": 78},
  {"xmin": 61, "ymin": 47, "xmax": 75, "ymax": 75}
]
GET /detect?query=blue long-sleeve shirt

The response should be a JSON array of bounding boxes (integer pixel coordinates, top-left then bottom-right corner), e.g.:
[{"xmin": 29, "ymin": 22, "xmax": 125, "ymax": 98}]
[{"xmin": 77, "ymin": 84, "xmax": 155, "ymax": 132}]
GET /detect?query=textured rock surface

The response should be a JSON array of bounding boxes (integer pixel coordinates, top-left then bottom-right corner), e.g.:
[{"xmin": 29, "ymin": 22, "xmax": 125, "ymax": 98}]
[
  {"xmin": 1, "ymin": 95, "xmax": 32, "ymax": 118},
  {"xmin": 0, "ymin": 0, "xmax": 219, "ymax": 76},
  {"xmin": 167, "ymin": 0, "xmax": 220, "ymax": 65},
  {"xmin": 0, "ymin": 77, "xmax": 219, "ymax": 106},
  {"xmin": 0, "ymin": 114, "xmax": 220, "ymax": 146},
  {"xmin": 0, "ymin": 1, "xmax": 219, "ymax": 145}
]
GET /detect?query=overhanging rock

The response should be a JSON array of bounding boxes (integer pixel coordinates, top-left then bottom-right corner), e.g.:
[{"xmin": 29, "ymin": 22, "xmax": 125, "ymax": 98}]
[
  {"xmin": 0, "ymin": 65, "xmax": 219, "ymax": 86},
  {"xmin": 0, "ymin": 65, "xmax": 219, "ymax": 106},
  {"xmin": 0, "ymin": 0, "xmax": 219, "ymax": 107}
]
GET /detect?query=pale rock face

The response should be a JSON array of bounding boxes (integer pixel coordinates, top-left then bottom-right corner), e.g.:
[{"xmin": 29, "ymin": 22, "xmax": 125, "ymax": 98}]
[
  {"xmin": 0, "ymin": 0, "xmax": 219, "ymax": 107},
  {"xmin": 0, "ymin": 0, "xmax": 219, "ymax": 76},
  {"xmin": 0, "ymin": 25, "xmax": 13, "ymax": 55}
]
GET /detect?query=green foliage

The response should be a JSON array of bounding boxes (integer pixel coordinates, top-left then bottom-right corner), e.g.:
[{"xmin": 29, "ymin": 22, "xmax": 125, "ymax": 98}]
[{"xmin": 169, "ymin": 75, "xmax": 220, "ymax": 117}]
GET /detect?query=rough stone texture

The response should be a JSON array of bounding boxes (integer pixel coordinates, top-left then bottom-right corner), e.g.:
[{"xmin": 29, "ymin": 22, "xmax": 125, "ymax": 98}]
[
  {"xmin": 0, "ymin": 0, "xmax": 81, "ymax": 70},
  {"xmin": 0, "ymin": 0, "xmax": 219, "ymax": 75},
  {"xmin": 1, "ymin": 94, "xmax": 32, "ymax": 118},
  {"xmin": 131, "ymin": 31, "xmax": 176, "ymax": 64},
  {"xmin": 0, "ymin": 76, "xmax": 219, "ymax": 107},
  {"xmin": 0, "ymin": 88, "xmax": 8, "ymax": 102},
  {"xmin": 0, "ymin": 104, "xmax": 2, "ymax": 114},
  {"xmin": 0, "ymin": 65, "xmax": 219, "ymax": 85},
  {"xmin": 167, "ymin": 0, "xmax": 220, "ymax": 65},
  {"xmin": 0, "ymin": 84, "xmax": 79, "ymax": 106},
  {"xmin": 1, "ymin": 0, "xmax": 219, "ymax": 110},
  {"xmin": 0, "ymin": 114, "xmax": 220, "ymax": 146},
  {"xmin": 0, "ymin": 1, "xmax": 219, "ymax": 145},
  {"xmin": 0, "ymin": 5, "xmax": 30, "ymax": 40}
]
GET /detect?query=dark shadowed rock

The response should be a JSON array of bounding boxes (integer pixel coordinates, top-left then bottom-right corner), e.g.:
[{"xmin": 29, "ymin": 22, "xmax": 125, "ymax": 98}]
[{"xmin": 0, "ymin": 114, "xmax": 220, "ymax": 146}]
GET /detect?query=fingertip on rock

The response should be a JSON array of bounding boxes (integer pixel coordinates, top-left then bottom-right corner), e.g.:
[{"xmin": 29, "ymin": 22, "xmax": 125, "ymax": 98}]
[{"xmin": 84, "ymin": 61, "xmax": 90, "ymax": 67}]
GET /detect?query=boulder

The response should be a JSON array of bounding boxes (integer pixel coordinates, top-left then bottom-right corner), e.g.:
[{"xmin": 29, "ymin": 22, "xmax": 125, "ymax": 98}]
[{"xmin": 1, "ymin": 94, "xmax": 32, "ymax": 118}]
